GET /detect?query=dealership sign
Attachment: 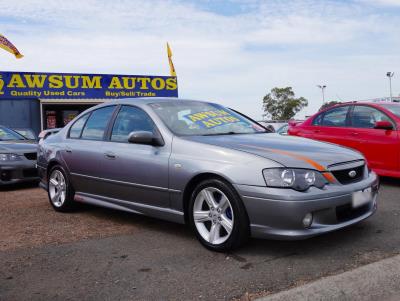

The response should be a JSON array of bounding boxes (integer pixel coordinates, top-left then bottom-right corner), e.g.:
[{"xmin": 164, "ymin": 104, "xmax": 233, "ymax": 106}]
[{"xmin": 0, "ymin": 71, "xmax": 178, "ymax": 99}]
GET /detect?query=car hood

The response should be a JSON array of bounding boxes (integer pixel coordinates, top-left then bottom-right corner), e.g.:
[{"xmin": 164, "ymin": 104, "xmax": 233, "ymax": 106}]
[
  {"xmin": 184, "ymin": 133, "xmax": 363, "ymax": 170},
  {"xmin": 0, "ymin": 141, "xmax": 37, "ymax": 153}
]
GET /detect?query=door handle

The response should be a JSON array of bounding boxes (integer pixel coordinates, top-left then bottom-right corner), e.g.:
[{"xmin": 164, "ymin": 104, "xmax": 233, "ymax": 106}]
[
  {"xmin": 104, "ymin": 151, "xmax": 116, "ymax": 159},
  {"xmin": 351, "ymin": 132, "xmax": 359, "ymax": 136},
  {"xmin": 314, "ymin": 129, "xmax": 320, "ymax": 133}
]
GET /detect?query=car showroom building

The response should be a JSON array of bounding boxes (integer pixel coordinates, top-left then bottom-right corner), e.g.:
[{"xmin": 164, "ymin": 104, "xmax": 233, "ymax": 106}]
[{"xmin": 0, "ymin": 71, "xmax": 178, "ymax": 136}]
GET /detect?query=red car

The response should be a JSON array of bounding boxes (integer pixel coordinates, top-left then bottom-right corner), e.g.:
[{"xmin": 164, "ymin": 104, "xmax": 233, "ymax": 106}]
[{"xmin": 288, "ymin": 102, "xmax": 400, "ymax": 178}]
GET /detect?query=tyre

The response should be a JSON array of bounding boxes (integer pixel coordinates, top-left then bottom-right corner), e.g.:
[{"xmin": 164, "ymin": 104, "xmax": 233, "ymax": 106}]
[
  {"xmin": 47, "ymin": 165, "xmax": 76, "ymax": 212},
  {"xmin": 188, "ymin": 178, "xmax": 250, "ymax": 251}
]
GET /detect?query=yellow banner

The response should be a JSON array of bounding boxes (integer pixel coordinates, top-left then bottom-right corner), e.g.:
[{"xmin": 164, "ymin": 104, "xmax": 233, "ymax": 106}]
[{"xmin": 0, "ymin": 34, "xmax": 23, "ymax": 59}]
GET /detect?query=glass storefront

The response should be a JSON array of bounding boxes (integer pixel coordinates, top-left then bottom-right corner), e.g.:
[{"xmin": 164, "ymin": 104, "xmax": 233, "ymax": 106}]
[{"xmin": 42, "ymin": 104, "xmax": 96, "ymax": 129}]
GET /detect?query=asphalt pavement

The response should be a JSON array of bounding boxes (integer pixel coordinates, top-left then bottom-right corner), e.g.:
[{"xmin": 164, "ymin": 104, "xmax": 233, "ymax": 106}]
[{"xmin": 1, "ymin": 178, "xmax": 400, "ymax": 300}]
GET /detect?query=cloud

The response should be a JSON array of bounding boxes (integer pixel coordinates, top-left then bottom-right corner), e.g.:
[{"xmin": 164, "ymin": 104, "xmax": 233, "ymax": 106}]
[
  {"xmin": 0, "ymin": 0, "xmax": 399, "ymax": 119},
  {"xmin": 359, "ymin": 0, "xmax": 400, "ymax": 7}
]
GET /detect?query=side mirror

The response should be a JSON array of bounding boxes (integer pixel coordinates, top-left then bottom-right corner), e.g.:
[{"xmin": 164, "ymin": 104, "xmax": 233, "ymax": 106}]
[
  {"xmin": 128, "ymin": 131, "xmax": 164, "ymax": 146},
  {"xmin": 374, "ymin": 121, "xmax": 393, "ymax": 130}
]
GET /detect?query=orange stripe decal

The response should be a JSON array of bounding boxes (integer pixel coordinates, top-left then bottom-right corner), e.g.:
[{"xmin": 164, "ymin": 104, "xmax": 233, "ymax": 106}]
[
  {"xmin": 239, "ymin": 144, "xmax": 336, "ymax": 183},
  {"xmin": 322, "ymin": 172, "xmax": 336, "ymax": 183}
]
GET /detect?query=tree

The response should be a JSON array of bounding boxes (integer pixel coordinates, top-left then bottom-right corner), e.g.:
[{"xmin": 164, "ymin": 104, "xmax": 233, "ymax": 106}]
[
  {"xmin": 262, "ymin": 87, "xmax": 308, "ymax": 120},
  {"xmin": 319, "ymin": 101, "xmax": 340, "ymax": 111}
]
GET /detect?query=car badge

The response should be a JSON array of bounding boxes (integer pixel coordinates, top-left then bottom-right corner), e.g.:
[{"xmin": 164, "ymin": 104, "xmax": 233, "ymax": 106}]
[{"xmin": 348, "ymin": 170, "xmax": 357, "ymax": 178}]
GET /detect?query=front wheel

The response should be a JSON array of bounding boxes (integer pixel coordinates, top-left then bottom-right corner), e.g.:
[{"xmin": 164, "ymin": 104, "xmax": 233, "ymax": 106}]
[{"xmin": 188, "ymin": 179, "xmax": 249, "ymax": 251}]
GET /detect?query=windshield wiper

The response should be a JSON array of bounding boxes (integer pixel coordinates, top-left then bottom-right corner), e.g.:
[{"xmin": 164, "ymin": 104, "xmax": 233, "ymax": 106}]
[
  {"xmin": 202, "ymin": 130, "xmax": 271, "ymax": 136},
  {"xmin": 202, "ymin": 132, "xmax": 241, "ymax": 136}
]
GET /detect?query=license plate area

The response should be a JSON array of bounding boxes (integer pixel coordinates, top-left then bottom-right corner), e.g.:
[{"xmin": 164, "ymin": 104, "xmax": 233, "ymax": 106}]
[{"xmin": 352, "ymin": 187, "xmax": 372, "ymax": 208}]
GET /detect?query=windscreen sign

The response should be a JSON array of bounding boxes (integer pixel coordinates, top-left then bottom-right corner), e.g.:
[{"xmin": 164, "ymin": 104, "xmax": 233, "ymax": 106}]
[
  {"xmin": 184, "ymin": 109, "xmax": 241, "ymax": 128},
  {"xmin": 0, "ymin": 71, "xmax": 178, "ymax": 99}
]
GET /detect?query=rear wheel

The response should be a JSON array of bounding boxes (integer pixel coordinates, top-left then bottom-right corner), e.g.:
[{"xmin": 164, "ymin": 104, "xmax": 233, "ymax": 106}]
[
  {"xmin": 48, "ymin": 165, "xmax": 76, "ymax": 212},
  {"xmin": 188, "ymin": 179, "xmax": 249, "ymax": 251}
]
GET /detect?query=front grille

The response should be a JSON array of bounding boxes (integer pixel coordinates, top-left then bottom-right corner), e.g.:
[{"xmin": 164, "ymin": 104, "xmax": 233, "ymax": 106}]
[
  {"xmin": 331, "ymin": 165, "xmax": 364, "ymax": 185},
  {"xmin": 336, "ymin": 203, "xmax": 370, "ymax": 223},
  {"xmin": 24, "ymin": 152, "xmax": 37, "ymax": 160},
  {"xmin": 23, "ymin": 168, "xmax": 38, "ymax": 178}
]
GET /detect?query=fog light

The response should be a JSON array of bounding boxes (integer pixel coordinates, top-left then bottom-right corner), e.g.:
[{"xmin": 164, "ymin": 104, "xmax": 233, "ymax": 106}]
[
  {"xmin": 302, "ymin": 213, "xmax": 313, "ymax": 228},
  {"xmin": 1, "ymin": 170, "xmax": 11, "ymax": 181}
]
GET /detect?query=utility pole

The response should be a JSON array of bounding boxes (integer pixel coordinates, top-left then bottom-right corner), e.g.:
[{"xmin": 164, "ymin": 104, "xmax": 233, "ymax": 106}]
[
  {"xmin": 387, "ymin": 72, "xmax": 394, "ymax": 102},
  {"xmin": 317, "ymin": 85, "xmax": 326, "ymax": 105}
]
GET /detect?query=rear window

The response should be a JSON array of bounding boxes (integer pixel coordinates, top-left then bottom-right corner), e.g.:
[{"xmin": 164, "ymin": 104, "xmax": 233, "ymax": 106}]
[
  {"xmin": 312, "ymin": 113, "xmax": 323, "ymax": 126},
  {"xmin": 69, "ymin": 114, "xmax": 89, "ymax": 139},
  {"xmin": 321, "ymin": 106, "xmax": 349, "ymax": 127},
  {"xmin": 81, "ymin": 106, "xmax": 116, "ymax": 140}
]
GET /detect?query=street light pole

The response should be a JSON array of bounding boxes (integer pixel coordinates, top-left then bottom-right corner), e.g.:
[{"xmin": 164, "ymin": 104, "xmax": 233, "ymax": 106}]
[
  {"xmin": 317, "ymin": 85, "xmax": 326, "ymax": 105},
  {"xmin": 387, "ymin": 72, "xmax": 394, "ymax": 102}
]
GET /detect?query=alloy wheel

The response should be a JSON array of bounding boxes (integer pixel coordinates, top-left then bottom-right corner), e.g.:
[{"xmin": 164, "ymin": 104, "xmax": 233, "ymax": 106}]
[
  {"xmin": 49, "ymin": 170, "xmax": 67, "ymax": 208},
  {"xmin": 193, "ymin": 187, "xmax": 234, "ymax": 245}
]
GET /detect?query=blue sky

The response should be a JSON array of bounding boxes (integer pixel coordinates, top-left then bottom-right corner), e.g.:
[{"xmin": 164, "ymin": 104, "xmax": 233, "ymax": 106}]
[{"xmin": 1, "ymin": 0, "xmax": 400, "ymax": 119}]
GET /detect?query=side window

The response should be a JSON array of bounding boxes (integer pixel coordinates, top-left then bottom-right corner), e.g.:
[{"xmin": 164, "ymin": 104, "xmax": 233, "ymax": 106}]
[
  {"xmin": 81, "ymin": 106, "xmax": 116, "ymax": 140},
  {"xmin": 111, "ymin": 106, "xmax": 155, "ymax": 142},
  {"xmin": 312, "ymin": 113, "xmax": 323, "ymax": 126},
  {"xmin": 321, "ymin": 106, "xmax": 349, "ymax": 127},
  {"xmin": 351, "ymin": 106, "xmax": 393, "ymax": 129},
  {"xmin": 69, "ymin": 114, "xmax": 89, "ymax": 139}
]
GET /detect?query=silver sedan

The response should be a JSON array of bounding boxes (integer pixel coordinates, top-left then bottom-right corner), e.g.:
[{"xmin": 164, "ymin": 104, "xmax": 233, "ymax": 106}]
[
  {"xmin": 0, "ymin": 125, "xmax": 38, "ymax": 185},
  {"xmin": 37, "ymin": 98, "xmax": 379, "ymax": 251}
]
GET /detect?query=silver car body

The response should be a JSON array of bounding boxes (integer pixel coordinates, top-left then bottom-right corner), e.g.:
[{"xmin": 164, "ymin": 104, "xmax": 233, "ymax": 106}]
[
  {"xmin": 37, "ymin": 98, "xmax": 379, "ymax": 240},
  {"xmin": 0, "ymin": 126, "xmax": 38, "ymax": 185}
]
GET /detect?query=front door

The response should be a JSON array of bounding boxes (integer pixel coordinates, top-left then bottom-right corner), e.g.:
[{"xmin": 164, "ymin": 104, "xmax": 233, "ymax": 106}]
[
  {"xmin": 349, "ymin": 105, "xmax": 399, "ymax": 174},
  {"xmin": 100, "ymin": 105, "xmax": 171, "ymax": 208}
]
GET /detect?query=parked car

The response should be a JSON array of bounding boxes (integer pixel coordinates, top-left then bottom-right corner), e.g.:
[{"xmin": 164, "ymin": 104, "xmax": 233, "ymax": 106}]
[
  {"xmin": 288, "ymin": 102, "xmax": 400, "ymax": 178},
  {"xmin": 258, "ymin": 121, "xmax": 287, "ymax": 133},
  {"xmin": 38, "ymin": 98, "xmax": 379, "ymax": 251},
  {"xmin": 0, "ymin": 125, "xmax": 39, "ymax": 185},
  {"xmin": 276, "ymin": 123, "xmax": 289, "ymax": 135}
]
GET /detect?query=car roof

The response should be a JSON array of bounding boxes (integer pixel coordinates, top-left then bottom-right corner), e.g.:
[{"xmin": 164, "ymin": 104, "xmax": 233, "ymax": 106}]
[
  {"xmin": 330, "ymin": 101, "xmax": 400, "ymax": 108},
  {"xmin": 76, "ymin": 98, "xmax": 223, "ymax": 118},
  {"xmin": 110, "ymin": 97, "xmax": 212, "ymax": 106},
  {"xmin": 304, "ymin": 101, "xmax": 400, "ymax": 123},
  {"xmin": 317, "ymin": 101, "xmax": 400, "ymax": 114}
]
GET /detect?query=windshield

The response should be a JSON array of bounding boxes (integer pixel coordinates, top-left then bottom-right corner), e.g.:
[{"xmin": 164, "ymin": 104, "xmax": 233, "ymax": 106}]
[
  {"xmin": 0, "ymin": 126, "xmax": 27, "ymax": 141},
  {"xmin": 149, "ymin": 101, "xmax": 267, "ymax": 136},
  {"xmin": 380, "ymin": 103, "xmax": 400, "ymax": 117},
  {"xmin": 13, "ymin": 129, "xmax": 36, "ymax": 140}
]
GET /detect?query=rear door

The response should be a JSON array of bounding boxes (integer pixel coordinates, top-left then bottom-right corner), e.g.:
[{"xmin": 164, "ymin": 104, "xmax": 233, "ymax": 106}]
[
  {"xmin": 308, "ymin": 105, "xmax": 354, "ymax": 148},
  {"xmin": 62, "ymin": 106, "xmax": 117, "ymax": 193},
  {"xmin": 348, "ymin": 105, "xmax": 399, "ymax": 173},
  {"xmin": 295, "ymin": 112, "xmax": 324, "ymax": 139},
  {"xmin": 100, "ymin": 105, "xmax": 171, "ymax": 208}
]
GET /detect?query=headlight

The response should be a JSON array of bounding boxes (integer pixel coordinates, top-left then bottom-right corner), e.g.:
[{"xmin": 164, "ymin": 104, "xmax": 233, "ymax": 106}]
[
  {"xmin": 0, "ymin": 153, "xmax": 22, "ymax": 161},
  {"xmin": 263, "ymin": 168, "xmax": 327, "ymax": 191}
]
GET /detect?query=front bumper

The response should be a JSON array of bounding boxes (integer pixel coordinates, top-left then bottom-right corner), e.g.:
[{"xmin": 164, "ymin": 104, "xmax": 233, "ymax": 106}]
[
  {"xmin": 234, "ymin": 171, "xmax": 379, "ymax": 240},
  {"xmin": 0, "ymin": 160, "xmax": 39, "ymax": 185}
]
